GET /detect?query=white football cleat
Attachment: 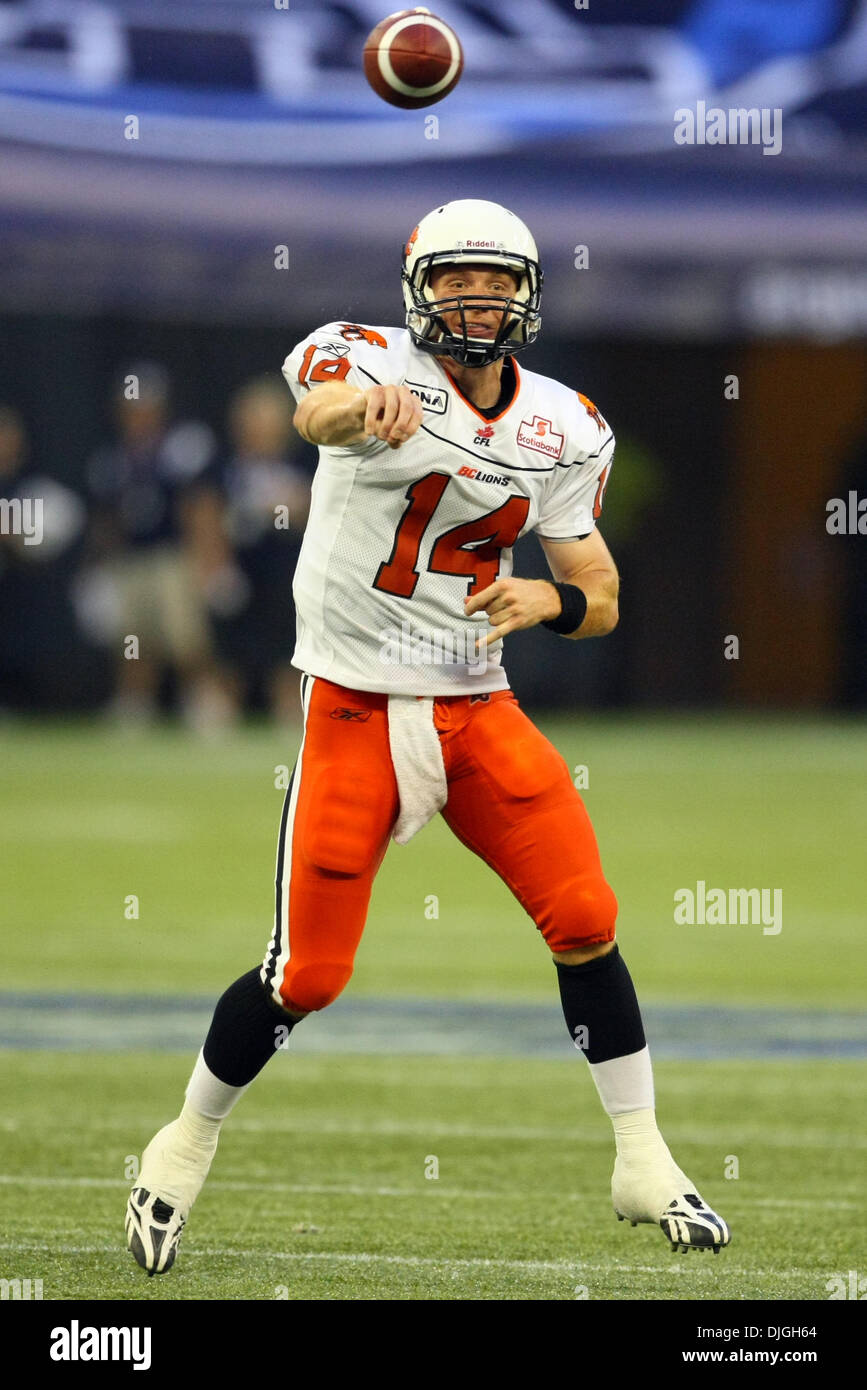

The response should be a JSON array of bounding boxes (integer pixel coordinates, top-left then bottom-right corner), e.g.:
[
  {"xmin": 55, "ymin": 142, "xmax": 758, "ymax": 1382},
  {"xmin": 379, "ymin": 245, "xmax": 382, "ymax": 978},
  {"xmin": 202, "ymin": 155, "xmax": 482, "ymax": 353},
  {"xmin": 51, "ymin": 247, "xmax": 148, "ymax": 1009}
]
[
  {"xmin": 612, "ymin": 1153, "xmax": 730, "ymax": 1254},
  {"xmin": 125, "ymin": 1118, "xmax": 217, "ymax": 1276}
]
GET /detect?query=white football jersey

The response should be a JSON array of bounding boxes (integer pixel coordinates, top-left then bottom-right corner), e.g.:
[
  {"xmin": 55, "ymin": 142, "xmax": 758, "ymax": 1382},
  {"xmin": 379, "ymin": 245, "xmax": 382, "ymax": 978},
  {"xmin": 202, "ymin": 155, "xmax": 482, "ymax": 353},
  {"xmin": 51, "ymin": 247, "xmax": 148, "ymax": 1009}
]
[{"xmin": 282, "ymin": 322, "xmax": 614, "ymax": 696}]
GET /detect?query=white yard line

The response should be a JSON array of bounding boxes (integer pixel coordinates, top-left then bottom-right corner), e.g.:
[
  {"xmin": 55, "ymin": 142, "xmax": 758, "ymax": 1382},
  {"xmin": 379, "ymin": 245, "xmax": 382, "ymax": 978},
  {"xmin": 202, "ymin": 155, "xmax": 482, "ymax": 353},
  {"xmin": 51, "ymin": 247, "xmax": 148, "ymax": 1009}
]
[
  {"xmin": 0, "ymin": 1174, "xmax": 858, "ymax": 1210},
  {"xmin": 0, "ymin": 1240, "xmax": 820, "ymax": 1280},
  {"xmin": 5, "ymin": 1115, "xmax": 865, "ymax": 1151}
]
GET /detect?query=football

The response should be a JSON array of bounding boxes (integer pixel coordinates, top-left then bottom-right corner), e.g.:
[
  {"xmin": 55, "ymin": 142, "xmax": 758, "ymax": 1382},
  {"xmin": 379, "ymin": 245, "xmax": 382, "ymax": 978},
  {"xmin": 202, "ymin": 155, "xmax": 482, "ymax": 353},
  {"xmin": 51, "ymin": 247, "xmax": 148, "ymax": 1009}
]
[{"xmin": 363, "ymin": 8, "xmax": 464, "ymax": 110}]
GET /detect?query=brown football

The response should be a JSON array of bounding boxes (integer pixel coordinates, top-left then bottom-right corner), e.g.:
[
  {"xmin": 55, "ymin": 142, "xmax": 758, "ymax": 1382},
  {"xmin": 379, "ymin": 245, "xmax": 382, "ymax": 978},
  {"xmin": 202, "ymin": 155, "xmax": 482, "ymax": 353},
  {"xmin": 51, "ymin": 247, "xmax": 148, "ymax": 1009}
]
[{"xmin": 363, "ymin": 8, "xmax": 464, "ymax": 110}]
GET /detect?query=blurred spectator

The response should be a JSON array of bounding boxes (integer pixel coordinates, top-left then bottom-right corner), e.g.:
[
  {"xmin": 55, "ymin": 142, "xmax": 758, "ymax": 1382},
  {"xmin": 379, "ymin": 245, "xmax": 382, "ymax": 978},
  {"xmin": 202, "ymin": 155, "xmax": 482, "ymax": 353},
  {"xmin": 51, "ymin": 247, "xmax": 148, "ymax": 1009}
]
[
  {"xmin": 81, "ymin": 363, "xmax": 231, "ymax": 730},
  {"xmin": 210, "ymin": 376, "xmax": 310, "ymax": 723},
  {"xmin": 0, "ymin": 404, "xmax": 90, "ymax": 709}
]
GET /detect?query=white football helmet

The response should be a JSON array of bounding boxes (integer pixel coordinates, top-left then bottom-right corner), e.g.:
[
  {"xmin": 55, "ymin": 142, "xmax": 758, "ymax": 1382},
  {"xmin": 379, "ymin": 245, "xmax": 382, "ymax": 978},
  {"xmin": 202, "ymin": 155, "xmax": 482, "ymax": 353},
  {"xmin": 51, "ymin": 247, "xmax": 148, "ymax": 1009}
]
[{"xmin": 402, "ymin": 199, "xmax": 543, "ymax": 368}]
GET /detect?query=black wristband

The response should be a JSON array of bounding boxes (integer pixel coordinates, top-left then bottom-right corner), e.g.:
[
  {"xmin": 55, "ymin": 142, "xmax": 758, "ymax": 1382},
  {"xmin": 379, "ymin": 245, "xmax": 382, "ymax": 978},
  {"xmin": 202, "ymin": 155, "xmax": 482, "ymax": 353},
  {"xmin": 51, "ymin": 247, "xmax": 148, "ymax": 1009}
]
[{"xmin": 541, "ymin": 582, "xmax": 588, "ymax": 635}]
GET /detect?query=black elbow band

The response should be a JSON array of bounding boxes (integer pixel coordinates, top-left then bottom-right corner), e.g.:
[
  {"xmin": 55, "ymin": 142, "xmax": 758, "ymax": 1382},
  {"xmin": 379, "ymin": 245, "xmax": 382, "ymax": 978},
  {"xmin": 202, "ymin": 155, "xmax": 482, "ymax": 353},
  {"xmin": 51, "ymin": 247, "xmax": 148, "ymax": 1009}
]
[{"xmin": 541, "ymin": 583, "xmax": 588, "ymax": 635}]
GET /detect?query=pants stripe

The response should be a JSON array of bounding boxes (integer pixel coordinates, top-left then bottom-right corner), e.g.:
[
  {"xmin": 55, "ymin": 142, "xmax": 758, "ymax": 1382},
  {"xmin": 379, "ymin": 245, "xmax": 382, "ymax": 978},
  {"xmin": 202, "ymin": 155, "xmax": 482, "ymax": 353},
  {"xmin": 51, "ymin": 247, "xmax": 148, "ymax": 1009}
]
[{"xmin": 260, "ymin": 673, "xmax": 314, "ymax": 1002}]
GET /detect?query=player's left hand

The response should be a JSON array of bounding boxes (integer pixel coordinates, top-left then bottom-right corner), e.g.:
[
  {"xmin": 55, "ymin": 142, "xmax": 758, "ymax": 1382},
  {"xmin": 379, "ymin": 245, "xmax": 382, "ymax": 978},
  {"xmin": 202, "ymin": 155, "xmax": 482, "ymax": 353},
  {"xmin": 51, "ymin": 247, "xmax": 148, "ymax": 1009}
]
[{"xmin": 465, "ymin": 578, "xmax": 561, "ymax": 648}]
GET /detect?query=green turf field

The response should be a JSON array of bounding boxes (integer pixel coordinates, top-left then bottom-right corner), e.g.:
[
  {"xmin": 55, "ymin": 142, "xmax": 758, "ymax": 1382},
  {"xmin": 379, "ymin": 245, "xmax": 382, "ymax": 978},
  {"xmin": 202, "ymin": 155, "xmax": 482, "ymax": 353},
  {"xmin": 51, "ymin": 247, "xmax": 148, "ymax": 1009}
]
[
  {"xmin": 1, "ymin": 1053, "xmax": 863, "ymax": 1301},
  {"xmin": 1, "ymin": 716, "xmax": 864, "ymax": 1301}
]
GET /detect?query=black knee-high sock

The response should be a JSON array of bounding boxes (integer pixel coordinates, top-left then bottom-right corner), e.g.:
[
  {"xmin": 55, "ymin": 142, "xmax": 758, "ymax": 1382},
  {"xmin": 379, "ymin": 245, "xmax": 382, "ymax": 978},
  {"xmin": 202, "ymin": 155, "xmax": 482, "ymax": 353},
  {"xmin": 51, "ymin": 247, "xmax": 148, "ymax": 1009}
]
[
  {"xmin": 202, "ymin": 968, "xmax": 302, "ymax": 1088},
  {"xmin": 554, "ymin": 944, "xmax": 646, "ymax": 1063}
]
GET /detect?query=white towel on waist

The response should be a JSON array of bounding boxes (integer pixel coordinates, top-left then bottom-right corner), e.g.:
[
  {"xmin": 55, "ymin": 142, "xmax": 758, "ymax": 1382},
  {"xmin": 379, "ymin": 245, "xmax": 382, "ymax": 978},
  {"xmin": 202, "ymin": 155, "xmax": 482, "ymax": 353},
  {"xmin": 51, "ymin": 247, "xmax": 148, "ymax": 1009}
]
[{"xmin": 387, "ymin": 695, "xmax": 448, "ymax": 845}]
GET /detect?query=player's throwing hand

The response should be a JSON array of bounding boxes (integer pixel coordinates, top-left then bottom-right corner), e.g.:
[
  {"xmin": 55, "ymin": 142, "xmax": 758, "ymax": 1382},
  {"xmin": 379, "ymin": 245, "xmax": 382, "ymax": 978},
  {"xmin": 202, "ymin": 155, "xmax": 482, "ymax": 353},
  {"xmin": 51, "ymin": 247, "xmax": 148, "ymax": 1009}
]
[{"xmin": 363, "ymin": 384, "xmax": 424, "ymax": 449}]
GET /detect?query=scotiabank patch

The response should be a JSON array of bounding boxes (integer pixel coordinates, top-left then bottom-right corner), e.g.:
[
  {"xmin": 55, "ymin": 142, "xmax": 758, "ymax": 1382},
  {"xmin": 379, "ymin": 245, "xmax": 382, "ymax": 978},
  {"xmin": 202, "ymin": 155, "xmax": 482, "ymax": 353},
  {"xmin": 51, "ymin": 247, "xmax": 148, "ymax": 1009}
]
[{"xmin": 517, "ymin": 416, "xmax": 564, "ymax": 460}]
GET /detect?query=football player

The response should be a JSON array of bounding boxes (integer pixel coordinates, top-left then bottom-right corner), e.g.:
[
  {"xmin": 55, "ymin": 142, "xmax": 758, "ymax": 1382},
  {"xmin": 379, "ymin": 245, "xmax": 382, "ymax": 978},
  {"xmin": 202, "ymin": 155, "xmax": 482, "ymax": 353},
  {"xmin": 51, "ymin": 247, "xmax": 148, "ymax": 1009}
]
[{"xmin": 126, "ymin": 200, "xmax": 729, "ymax": 1276}]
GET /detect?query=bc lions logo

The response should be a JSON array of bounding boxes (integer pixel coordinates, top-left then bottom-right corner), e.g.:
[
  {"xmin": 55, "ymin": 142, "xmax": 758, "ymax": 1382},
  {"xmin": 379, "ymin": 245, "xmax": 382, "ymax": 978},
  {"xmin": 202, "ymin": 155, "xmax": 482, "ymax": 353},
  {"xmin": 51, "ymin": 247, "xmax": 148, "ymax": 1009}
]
[
  {"xmin": 339, "ymin": 324, "xmax": 388, "ymax": 348},
  {"xmin": 578, "ymin": 393, "xmax": 607, "ymax": 433}
]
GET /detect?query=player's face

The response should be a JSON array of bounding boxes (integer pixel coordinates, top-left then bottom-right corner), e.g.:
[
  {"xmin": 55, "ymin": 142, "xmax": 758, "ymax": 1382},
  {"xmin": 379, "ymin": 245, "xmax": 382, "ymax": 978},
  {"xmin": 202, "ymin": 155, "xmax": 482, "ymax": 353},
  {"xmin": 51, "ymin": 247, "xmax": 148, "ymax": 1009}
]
[{"xmin": 428, "ymin": 264, "xmax": 519, "ymax": 345}]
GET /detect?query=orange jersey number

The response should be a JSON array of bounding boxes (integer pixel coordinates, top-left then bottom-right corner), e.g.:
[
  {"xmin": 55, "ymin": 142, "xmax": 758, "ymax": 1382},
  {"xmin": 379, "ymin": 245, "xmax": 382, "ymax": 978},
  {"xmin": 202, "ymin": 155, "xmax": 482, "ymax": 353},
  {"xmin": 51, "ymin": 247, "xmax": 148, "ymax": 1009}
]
[
  {"xmin": 298, "ymin": 345, "xmax": 351, "ymax": 388},
  {"xmin": 593, "ymin": 464, "xmax": 611, "ymax": 519},
  {"xmin": 374, "ymin": 472, "xmax": 530, "ymax": 599}
]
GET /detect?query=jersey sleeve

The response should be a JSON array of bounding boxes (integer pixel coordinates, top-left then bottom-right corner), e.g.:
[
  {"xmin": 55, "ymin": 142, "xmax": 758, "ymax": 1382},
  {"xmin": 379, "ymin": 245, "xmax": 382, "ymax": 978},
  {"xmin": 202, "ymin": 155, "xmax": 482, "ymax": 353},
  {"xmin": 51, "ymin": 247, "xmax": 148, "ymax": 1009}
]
[
  {"xmin": 282, "ymin": 322, "xmax": 393, "ymax": 457},
  {"xmin": 534, "ymin": 396, "xmax": 615, "ymax": 541}
]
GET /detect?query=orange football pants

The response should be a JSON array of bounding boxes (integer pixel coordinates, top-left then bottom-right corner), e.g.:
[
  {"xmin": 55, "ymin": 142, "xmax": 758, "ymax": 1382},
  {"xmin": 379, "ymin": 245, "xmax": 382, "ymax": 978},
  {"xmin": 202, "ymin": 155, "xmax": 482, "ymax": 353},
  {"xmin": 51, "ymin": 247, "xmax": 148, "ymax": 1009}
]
[{"xmin": 261, "ymin": 675, "xmax": 617, "ymax": 1014}]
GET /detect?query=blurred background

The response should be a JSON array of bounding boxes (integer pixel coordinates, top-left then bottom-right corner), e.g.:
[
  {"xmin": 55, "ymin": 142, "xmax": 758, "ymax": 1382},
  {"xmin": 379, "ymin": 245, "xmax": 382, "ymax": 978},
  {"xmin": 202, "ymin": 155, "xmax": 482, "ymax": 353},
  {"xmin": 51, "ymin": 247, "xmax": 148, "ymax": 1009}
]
[{"xmin": 1, "ymin": 0, "xmax": 867, "ymax": 720}]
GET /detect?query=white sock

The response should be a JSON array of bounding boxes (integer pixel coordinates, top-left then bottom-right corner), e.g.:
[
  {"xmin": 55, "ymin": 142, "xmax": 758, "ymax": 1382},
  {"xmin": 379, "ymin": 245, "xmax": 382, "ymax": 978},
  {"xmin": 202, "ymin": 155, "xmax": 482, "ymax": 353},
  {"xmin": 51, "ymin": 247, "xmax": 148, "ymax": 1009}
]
[
  {"xmin": 587, "ymin": 1047, "xmax": 681, "ymax": 1170},
  {"xmin": 181, "ymin": 1050, "xmax": 250, "ymax": 1143},
  {"xmin": 587, "ymin": 1044, "xmax": 655, "ymax": 1116},
  {"xmin": 611, "ymin": 1106, "xmax": 667, "ymax": 1158}
]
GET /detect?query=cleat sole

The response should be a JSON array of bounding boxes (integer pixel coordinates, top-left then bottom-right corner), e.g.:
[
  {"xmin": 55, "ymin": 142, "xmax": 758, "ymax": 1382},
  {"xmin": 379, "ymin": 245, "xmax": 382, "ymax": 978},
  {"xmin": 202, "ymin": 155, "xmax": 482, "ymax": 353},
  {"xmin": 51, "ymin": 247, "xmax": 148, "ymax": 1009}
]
[{"xmin": 617, "ymin": 1195, "xmax": 731, "ymax": 1255}]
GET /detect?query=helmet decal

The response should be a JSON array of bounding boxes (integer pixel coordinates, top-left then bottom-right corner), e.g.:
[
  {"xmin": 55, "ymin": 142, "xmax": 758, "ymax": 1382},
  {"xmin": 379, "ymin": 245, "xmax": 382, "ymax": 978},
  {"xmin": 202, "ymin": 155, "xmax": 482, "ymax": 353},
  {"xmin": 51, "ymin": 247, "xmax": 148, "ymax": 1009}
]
[{"xmin": 404, "ymin": 225, "xmax": 420, "ymax": 259}]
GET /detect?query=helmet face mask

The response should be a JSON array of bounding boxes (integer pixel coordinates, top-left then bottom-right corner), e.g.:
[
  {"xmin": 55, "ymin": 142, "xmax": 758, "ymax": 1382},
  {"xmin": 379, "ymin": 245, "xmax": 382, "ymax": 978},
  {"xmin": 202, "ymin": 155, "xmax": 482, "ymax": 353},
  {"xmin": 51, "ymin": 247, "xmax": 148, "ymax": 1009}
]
[{"xmin": 402, "ymin": 201, "xmax": 543, "ymax": 369}]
